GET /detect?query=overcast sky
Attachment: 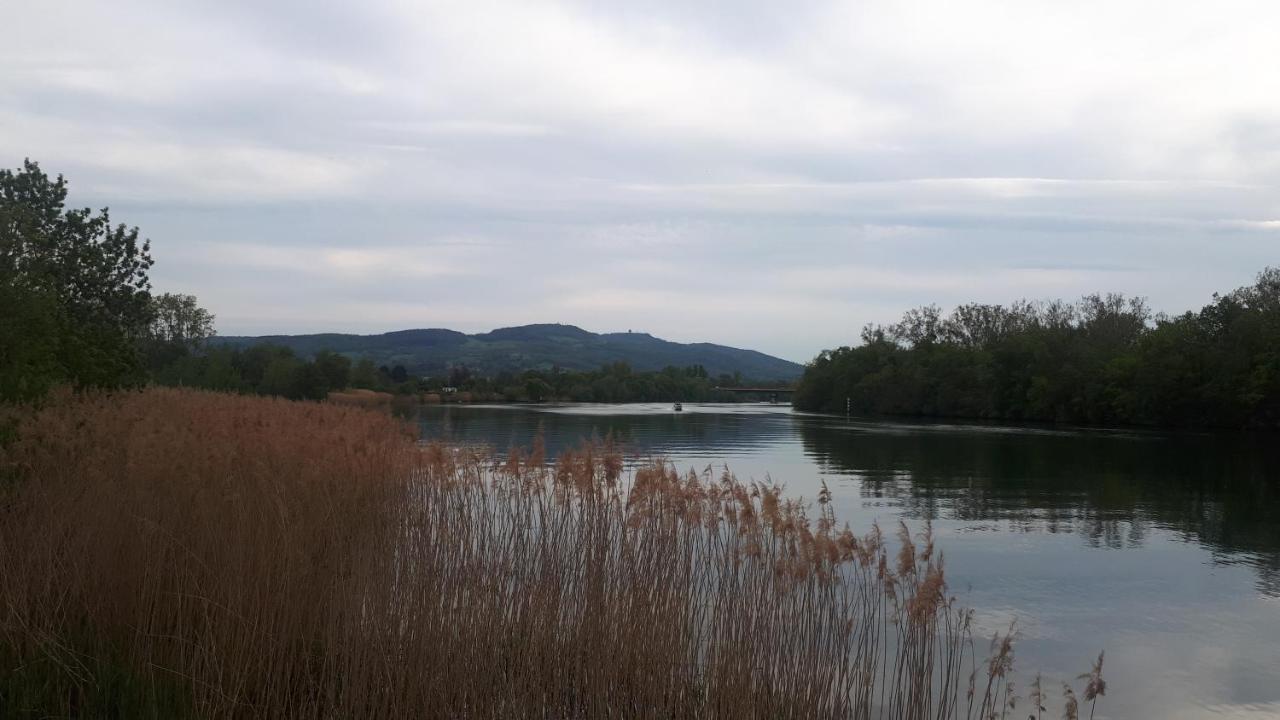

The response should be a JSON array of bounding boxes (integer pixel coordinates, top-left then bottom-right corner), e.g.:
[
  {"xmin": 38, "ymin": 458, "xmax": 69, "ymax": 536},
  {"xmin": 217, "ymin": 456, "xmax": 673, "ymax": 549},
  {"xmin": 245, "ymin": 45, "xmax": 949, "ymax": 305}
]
[{"xmin": 4, "ymin": 0, "xmax": 1278, "ymax": 361}]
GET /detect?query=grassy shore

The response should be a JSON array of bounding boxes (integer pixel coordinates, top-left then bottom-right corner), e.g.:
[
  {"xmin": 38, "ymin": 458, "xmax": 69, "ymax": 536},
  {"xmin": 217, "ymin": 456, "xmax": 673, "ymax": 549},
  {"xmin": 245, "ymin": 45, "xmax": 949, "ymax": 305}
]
[{"xmin": 0, "ymin": 388, "xmax": 1101, "ymax": 718}]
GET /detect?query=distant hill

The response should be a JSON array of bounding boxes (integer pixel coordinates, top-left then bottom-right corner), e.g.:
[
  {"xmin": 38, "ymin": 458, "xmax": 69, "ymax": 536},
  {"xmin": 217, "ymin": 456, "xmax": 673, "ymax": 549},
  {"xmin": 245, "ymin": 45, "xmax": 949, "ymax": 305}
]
[{"xmin": 214, "ymin": 324, "xmax": 803, "ymax": 381}]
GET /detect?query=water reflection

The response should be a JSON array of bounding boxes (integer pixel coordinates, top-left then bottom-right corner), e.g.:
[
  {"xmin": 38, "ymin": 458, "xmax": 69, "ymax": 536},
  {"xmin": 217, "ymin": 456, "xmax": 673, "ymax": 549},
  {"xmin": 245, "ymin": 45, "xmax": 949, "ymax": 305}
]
[
  {"xmin": 797, "ymin": 419, "xmax": 1280, "ymax": 596},
  {"xmin": 420, "ymin": 403, "xmax": 800, "ymax": 460},
  {"xmin": 414, "ymin": 402, "xmax": 1280, "ymax": 717},
  {"xmin": 417, "ymin": 404, "xmax": 1280, "ymax": 595}
]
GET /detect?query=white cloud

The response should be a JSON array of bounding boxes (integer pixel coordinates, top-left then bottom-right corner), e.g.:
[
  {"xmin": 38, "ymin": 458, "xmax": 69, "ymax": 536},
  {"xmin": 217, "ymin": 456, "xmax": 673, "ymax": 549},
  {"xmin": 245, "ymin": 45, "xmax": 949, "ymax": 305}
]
[
  {"xmin": 2, "ymin": 0, "xmax": 1278, "ymax": 359},
  {"xmin": 1225, "ymin": 220, "xmax": 1280, "ymax": 230},
  {"xmin": 0, "ymin": 110, "xmax": 368, "ymax": 201},
  {"xmin": 179, "ymin": 241, "xmax": 478, "ymax": 280}
]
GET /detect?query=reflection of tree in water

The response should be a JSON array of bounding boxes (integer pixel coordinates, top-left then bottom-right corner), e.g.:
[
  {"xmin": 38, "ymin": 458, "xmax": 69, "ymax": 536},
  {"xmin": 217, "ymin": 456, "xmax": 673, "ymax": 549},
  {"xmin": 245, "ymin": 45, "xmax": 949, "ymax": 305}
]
[
  {"xmin": 858, "ymin": 476, "xmax": 1150, "ymax": 549},
  {"xmin": 417, "ymin": 405, "xmax": 795, "ymax": 461},
  {"xmin": 416, "ymin": 405, "xmax": 1280, "ymax": 595},
  {"xmin": 800, "ymin": 420, "xmax": 1280, "ymax": 594}
]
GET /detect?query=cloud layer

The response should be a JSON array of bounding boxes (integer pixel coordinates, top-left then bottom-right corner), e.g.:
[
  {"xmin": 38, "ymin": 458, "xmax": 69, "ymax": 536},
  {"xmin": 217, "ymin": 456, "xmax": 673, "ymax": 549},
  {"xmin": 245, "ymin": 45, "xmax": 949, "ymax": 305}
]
[{"xmin": 4, "ymin": 0, "xmax": 1278, "ymax": 360}]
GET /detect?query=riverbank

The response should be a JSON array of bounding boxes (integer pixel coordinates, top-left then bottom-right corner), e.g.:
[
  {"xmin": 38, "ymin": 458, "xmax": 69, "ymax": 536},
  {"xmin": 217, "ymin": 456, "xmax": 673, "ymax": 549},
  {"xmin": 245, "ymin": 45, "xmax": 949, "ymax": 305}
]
[{"xmin": 0, "ymin": 388, "xmax": 1110, "ymax": 718}]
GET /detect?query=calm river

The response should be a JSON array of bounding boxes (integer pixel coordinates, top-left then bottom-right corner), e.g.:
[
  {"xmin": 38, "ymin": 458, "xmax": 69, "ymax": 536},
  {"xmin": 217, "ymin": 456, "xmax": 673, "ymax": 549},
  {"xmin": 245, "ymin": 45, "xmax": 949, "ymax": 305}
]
[{"xmin": 416, "ymin": 402, "xmax": 1280, "ymax": 719}]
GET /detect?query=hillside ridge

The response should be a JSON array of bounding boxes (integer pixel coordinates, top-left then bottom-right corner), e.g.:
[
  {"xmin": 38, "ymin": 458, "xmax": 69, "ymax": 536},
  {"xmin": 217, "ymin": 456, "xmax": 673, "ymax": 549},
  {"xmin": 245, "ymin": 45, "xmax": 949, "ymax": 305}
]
[{"xmin": 215, "ymin": 323, "xmax": 802, "ymax": 381}]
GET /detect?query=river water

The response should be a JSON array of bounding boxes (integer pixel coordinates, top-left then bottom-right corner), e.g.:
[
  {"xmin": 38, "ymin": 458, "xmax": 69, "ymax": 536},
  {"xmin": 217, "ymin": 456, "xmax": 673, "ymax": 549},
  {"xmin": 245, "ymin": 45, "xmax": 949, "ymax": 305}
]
[{"xmin": 415, "ymin": 402, "xmax": 1280, "ymax": 719}]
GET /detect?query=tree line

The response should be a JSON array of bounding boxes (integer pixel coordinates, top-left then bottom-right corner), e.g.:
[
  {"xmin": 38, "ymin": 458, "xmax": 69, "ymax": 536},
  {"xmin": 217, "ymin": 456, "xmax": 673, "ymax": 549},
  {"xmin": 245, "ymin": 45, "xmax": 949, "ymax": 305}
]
[
  {"xmin": 0, "ymin": 160, "xmax": 365, "ymax": 405},
  {"xmin": 1, "ymin": 160, "xmax": 768, "ymax": 407},
  {"xmin": 438, "ymin": 362, "xmax": 750, "ymax": 403},
  {"xmin": 1, "ymin": 160, "xmax": 236, "ymax": 407},
  {"xmin": 155, "ymin": 346, "xmax": 757, "ymax": 403},
  {"xmin": 793, "ymin": 271, "xmax": 1280, "ymax": 429}
]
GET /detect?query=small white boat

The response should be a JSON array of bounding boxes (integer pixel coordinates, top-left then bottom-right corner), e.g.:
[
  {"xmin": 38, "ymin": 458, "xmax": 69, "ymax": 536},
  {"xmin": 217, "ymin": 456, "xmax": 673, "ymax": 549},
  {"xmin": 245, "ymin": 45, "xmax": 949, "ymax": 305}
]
[{"xmin": 673, "ymin": 402, "xmax": 683, "ymax": 412}]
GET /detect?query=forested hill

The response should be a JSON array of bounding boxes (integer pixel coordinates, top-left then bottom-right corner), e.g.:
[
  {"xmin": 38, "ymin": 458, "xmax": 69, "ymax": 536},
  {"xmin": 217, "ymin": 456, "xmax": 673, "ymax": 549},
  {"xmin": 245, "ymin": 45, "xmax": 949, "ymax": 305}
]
[
  {"xmin": 215, "ymin": 324, "xmax": 803, "ymax": 381},
  {"xmin": 794, "ymin": 268, "xmax": 1280, "ymax": 429}
]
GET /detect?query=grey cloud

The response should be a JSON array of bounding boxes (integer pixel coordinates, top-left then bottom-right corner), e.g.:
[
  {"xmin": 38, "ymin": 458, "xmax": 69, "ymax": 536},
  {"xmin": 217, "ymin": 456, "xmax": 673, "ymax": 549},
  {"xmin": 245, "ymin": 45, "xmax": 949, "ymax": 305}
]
[{"xmin": 3, "ymin": 0, "xmax": 1279, "ymax": 361}]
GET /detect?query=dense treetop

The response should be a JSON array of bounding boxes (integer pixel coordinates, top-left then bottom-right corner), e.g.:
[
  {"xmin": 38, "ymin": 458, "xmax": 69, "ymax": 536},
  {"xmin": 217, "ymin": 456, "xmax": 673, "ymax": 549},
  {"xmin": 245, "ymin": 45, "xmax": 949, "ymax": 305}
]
[
  {"xmin": 794, "ymin": 270, "xmax": 1280, "ymax": 429},
  {"xmin": 1, "ymin": 160, "xmax": 154, "ymax": 400}
]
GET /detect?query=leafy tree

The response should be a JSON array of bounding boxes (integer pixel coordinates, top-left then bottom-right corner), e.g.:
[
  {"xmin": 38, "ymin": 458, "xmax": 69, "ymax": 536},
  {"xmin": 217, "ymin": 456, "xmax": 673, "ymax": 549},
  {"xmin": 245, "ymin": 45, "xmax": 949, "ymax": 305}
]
[
  {"xmin": 0, "ymin": 282, "xmax": 64, "ymax": 401},
  {"xmin": 525, "ymin": 377, "xmax": 554, "ymax": 401},
  {"xmin": 390, "ymin": 364, "xmax": 409, "ymax": 384},
  {"xmin": 147, "ymin": 293, "xmax": 215, "ymax": 347},
  {"xmin": 258, "ymin": 356, "xmax": 302, "ymax": 398},
  {"xmin": 350, "ymin": 357, "xmax": 380, "ymax": 389},
  {"xmin": 140, "ymin": 293, "xmax": 216, "ymax": 372},
  {"xmin": 794, "ymin": 269, "xmax": 1280, "ymax": 429},
  {"xmin": 1, "ymin": 159, "xmax": 154, "ymax": 399},
  {"xmin": 314, "ymin": 350, "xmax": 352, "ymax": 391},
  {"xmin": 147, "ymin": 342, "xmax": 347, "ymax": 401},
  {"xmin": 237, "ymin": 345, "xmax": 295, "ymax": 389},
  {"xmin": 290, "ymin": 362, "xmax": 330, "ymax": 401}
]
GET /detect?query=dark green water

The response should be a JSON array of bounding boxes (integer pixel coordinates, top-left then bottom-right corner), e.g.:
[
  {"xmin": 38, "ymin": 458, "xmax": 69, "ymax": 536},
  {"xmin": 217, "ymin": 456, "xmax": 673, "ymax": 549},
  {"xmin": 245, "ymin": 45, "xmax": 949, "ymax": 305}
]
[{"xmin": 416, "ymin": 402, "xmax": 1280, "ymax": 719}]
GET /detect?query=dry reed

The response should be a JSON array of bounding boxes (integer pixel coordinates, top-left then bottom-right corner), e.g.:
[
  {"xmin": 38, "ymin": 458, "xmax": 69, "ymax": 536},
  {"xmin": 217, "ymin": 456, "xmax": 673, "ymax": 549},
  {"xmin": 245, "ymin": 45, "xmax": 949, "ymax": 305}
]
[
  {"xmin": 326, "ymin": 388, "xmax": 394, "ymax": 408},
  {"xmin": 0, "ymin": 388, "xmax": 1103, "ymax": 718}
]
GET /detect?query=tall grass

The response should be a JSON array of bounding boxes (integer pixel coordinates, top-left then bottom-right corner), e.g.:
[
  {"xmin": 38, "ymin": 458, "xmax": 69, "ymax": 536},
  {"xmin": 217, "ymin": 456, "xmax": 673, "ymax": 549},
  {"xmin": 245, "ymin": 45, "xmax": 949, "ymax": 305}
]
[
  {"xmin": 326, "ymin": 388, "xmax": 394, "ymax": 408},
  {"xmin": 0, "ymin": 388, "xmax": 1101, "ymax": 718}
]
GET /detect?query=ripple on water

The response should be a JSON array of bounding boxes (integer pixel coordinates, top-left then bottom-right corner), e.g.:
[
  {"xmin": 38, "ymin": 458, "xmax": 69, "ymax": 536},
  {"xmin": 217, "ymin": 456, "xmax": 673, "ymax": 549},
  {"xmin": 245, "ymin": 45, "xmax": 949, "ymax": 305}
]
[{"xmin": 414, "ymin": 402, "xmax": 1280, "ymax": 720}]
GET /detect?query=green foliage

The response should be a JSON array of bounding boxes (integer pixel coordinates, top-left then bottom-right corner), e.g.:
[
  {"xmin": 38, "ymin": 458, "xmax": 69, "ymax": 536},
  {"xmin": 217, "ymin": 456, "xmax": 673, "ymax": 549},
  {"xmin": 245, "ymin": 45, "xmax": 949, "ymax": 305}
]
[
  {"xmin": 146, "ymin": 293, "xmax": 215, "ymax": 346},
  {"xmin": 0, "ymin": 281, "xmax": 65, "ymax": 402},
  {"xmin": 212, "ymin": 323, "xmax": 803, "ymax": 381},
  {"xmin": 151, "ymin": 345, "xmax": 788, "ymax": 404},
  {"xmin": 389, "ymin": 364, "xmax": 409, "ymax": 384},
  {"xmin": 152, "ymin": 343, "xmax": 336, "ymax": 401},
  {"xmin": 1, "ymin": 159, "xmax": 154, "ymax": 401},
  {"xmin": 795, "ymin": 270, "xmax": 1280, "ymax": 429},
  {"xmin": 138, "ymin": 293, "xmax": 217, "ymax": 376},
  {"xmin": 350, "ymin": 357, "xmax": 380, "ymax": 389},
  {"xmin": 314, "ymin": 350, "xmax": 352, "ymax": 391},
  {"xmin": 434, "ymin": 362, "xmax": 762, "ymax": 403},
  {"xmin": 260, "ymin": 355, "xmax": 304, "ymax": 397}
]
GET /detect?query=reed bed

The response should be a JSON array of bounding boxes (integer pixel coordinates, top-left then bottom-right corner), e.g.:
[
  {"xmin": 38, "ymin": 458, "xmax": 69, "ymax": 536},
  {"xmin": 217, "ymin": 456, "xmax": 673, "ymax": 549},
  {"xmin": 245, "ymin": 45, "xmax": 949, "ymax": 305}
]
[
  {"xmin": 0, "ymin": 388, "xmax": 1101, "ymax": 718},
  {"xmin": 325, "ymin": 388, "xmax": 395, "ymax": 408}
]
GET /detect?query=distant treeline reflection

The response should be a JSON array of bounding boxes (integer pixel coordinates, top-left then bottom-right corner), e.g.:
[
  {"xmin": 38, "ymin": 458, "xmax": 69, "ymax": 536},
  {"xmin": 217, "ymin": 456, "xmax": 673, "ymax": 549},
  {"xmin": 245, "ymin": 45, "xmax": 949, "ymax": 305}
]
[
  {"xmin": 794, "ymin": 268, "xmax": 1280, "ymax": 429},
  {"xmin": 798, "ymin": 419, "xmax": 1280, "ymax": 596}
]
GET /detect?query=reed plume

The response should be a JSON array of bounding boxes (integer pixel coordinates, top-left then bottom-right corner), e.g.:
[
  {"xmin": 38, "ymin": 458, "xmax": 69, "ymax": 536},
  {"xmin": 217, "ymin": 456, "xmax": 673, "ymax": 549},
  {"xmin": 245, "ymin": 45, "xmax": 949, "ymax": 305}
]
[
  {"xmin": 1079, "ymin": 652, "xmax": 1105, "ymax": 720},
  {"xmin": 0, "ymin": 388, "xmax": 1106, "ymax": 719}
]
